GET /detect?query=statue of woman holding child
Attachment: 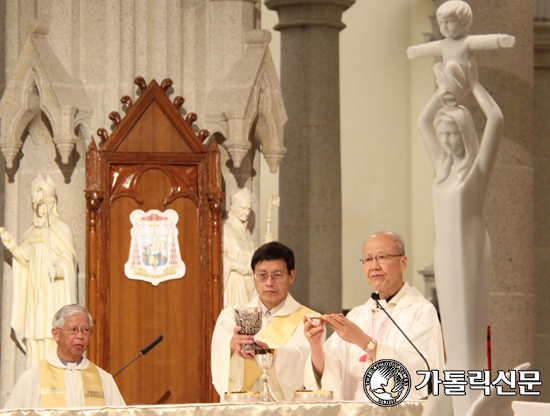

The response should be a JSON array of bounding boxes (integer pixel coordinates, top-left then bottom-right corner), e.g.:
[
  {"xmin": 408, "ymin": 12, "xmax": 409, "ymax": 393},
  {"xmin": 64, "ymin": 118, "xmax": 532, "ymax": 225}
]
[{"xmin": 410, "ymin": 2, "xmax": 516, "ymax": 414}]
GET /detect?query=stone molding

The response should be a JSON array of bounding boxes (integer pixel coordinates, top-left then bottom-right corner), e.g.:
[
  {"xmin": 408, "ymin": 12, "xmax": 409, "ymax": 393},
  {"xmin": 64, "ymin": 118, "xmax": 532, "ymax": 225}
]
[
  {"xmin": 265, "ymin": 0, "xmax": 355, "ymax": 31},
  {"xmin": 0, "ymin": 19, "xmax": 92, "ymax": 169},
  {"xmin": 204, "ymin": 29, "xmax": 287, "ymax": 173}
]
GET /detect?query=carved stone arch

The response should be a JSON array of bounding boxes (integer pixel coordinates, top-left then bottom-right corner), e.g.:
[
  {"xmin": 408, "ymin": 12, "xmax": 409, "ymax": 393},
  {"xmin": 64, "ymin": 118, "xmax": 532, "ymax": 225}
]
[
  {"xmin": 3, "ymin": 74, "xmax": 41, "ymax": 163},
  {"xmin": 204, "ymin": 29, "xmax": 287, "ymax": 173},
  {"xmin": 75, "ymin": 113, "xmax": 93, "ymax": 146},
  {"xmin": 204, "ymin": 123, "xmax": 228, "ymax": 144},
  {"xmin": 0, "ymin": 19, "xmax": 92, "ymax": 169},
  {"xmin": 244, "ymin": 74, "xmax": 286, "ymax": 173}
]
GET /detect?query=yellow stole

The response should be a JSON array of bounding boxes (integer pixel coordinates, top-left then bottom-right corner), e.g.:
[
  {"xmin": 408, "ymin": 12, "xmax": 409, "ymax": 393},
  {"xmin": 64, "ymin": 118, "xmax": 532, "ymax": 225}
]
[
  {"xmin": 39, "ymin": 359, "xmax": 106, "ymax": 407},
  {"xmin": 242, "ymin": 304, "xmax": 315, "ymax": 392}
]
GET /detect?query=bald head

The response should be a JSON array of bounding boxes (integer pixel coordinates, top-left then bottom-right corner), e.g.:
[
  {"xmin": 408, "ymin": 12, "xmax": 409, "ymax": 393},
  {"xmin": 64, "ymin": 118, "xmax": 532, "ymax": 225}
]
[{"xmin": 368, "ymin": 231, "xmax": 405, "ymax": 256}]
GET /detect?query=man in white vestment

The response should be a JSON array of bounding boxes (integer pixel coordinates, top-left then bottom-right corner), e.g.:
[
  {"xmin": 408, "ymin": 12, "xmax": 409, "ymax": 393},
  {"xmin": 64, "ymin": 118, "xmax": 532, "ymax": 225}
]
[
  {"xmin": 0, "ymin": 175, "xmax": 78, "ymax": 368},
  {"xmin": 304, "ymin": 231, "xmax": 444, "ymax": 401},
  {"xmin": 212, "ymin": 241, "xmax": 324, "ymax": 401},
  {"xmin": 222, "ymin": 188, "xmax": 256, "ymax": 307},
  {"xmin": 4, "ymin": 304, "xmax": 125, "ymax": 408}
]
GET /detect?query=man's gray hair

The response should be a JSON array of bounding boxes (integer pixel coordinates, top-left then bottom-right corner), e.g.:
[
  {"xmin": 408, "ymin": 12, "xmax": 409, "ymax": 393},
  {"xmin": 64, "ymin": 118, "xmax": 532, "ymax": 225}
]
[
  {"xmin": 370, "ymin": 231, "xmax": 406, "ymax": 255},
  {"xmin": 52, "ymin": 304, "xmax": 93, "ymax": 328}
]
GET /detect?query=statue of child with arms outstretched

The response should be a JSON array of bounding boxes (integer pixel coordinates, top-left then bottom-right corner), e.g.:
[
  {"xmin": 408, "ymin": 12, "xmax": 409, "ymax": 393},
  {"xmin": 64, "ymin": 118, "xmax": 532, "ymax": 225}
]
[{"xmin": 408, "ymin": 1, "xmax": 514, "ymax": 103}]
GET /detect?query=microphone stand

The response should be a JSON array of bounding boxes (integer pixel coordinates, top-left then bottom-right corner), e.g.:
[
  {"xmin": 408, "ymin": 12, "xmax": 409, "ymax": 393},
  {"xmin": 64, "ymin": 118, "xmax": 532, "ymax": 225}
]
[
  {"xmin": 371, "ymin": 293, "xmax": 432, "ymax": 397},
  {"xmin": 114, "ymin": 335, "xmax": 163, "ymax": 377}
]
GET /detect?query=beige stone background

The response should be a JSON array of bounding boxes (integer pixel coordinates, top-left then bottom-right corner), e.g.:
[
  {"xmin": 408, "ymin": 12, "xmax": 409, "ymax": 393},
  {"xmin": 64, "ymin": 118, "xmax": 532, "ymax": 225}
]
[
  {"xmin": 261, "ymin": 0, "xmax": 549, "ymax": 402},
  {"xmin": 0, "ymin": 0, "xmax": 547, "ymax": 405},
  {"xmin": 260, "ymin": 1, "xmax": 436, "ymax": 310}
]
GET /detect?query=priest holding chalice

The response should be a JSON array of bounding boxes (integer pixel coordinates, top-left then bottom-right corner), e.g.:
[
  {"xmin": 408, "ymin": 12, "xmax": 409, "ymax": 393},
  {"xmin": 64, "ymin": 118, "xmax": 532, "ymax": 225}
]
[{"xmin": 211, "ymin": 242, "xmax": 324, "ymax": 401}]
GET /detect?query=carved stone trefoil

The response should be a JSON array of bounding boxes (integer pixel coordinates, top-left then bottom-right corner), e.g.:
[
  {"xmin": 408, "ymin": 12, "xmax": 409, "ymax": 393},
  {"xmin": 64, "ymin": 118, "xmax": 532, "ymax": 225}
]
[
  {"xmin": 204, "ymin": 29, "xmax": 287, "ymax": 173},
  {"xmin": 0, "ymin": 18, "xmax": 92, "ymax": 168}
]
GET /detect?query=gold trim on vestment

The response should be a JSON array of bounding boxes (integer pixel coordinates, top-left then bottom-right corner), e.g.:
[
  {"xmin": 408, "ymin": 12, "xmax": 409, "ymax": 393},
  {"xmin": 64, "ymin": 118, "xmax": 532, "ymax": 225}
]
[
  {"xmin": 40, "ymin": 387, "xmax": 65, "ymax": 395},
  {"xmin": 39, "ymin": 358, "xmax": 106, "ymax": 407},
  {"xmin": 84, "ymin": 391, "xmax": 105, "ymax": 399},
  {"xmin": 242, "ymin": 305, "xmax": 315, "ymax": 393},
  {"xmin": 40, "ymin": 359, "xmax": 67, "ymax": 407},
  {"xmin": 81, "ymin": 362, "xmax": 106, "ymax": 406}
]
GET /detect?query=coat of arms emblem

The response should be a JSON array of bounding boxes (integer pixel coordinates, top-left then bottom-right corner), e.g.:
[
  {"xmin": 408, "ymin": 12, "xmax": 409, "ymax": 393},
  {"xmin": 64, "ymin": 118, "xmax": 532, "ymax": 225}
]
[{"xmin": 124, "ymin": 209, "xmax": 185, "ymax": 285}]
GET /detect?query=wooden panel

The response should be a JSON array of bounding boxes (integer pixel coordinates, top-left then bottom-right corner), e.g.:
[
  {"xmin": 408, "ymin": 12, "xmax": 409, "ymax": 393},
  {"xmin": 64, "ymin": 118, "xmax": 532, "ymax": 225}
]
[
  {"xmin": 86, "ymin": 79, "xmax": 222, "ymax": 405},
  {"xmin": 117, "ymin": 101, "xmax": 193, "ymax": 153},
  {"xmin": 109, "ymin": 167, "xmax": 202, "ymax": 404}
]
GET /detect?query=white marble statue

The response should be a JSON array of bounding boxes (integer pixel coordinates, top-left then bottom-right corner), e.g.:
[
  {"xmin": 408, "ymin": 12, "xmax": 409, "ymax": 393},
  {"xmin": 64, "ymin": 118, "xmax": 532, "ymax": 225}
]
[
  {"xmin": 0, "ymin": 175, "xmax": 77, "ymax": 368},
  {"xmin": 263, "ymin": 194, "xmax": 280, "ymax": 244},
  {"xmin": 408, "ymin": 1, "xmax": 515, "ymax": 105},
  {"xmin": 418, "ymin": 59, "xmax": 503, "ymax": 414},
  {"xmin": 223, "ymin": 187, "xmax": 256, "ymax": 307}
]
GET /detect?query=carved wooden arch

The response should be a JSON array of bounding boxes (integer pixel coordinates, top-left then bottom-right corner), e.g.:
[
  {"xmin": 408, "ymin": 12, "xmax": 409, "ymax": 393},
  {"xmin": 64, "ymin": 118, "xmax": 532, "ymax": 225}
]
[{"xmin": 86, "ymin": 78, "xmax": 223, "ymax": 404}]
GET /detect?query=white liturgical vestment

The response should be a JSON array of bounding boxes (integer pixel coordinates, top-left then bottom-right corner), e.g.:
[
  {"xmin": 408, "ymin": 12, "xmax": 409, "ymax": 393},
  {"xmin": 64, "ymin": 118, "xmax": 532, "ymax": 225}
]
[
  {"xmin": 211, "ymin": 293, "xmax": 323, "ymax": 401},
  {"xmin": 4, "ymin": 349, "xmax": 125, "ymax": 409},
  {"xmin": 305, "ymin": 282, "xmax": 444, "ymax": 401}
]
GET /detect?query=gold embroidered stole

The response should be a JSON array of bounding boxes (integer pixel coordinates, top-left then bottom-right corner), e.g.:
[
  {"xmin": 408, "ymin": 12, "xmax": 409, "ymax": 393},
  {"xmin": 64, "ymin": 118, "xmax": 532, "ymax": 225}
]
[
  {"xmin": 242, "ymin": 305, "xmax": 315, "ymax": 392},
  {"xmin": 39, "ymin": 359, "xmax": 106, "ymax": 407}
]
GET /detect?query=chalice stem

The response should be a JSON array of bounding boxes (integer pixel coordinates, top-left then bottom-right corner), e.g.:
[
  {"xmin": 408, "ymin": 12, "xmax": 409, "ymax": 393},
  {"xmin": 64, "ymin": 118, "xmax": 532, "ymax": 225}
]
[{"xmin": 262, "ymin": 372, "xmax": 270, "ymax": 402}]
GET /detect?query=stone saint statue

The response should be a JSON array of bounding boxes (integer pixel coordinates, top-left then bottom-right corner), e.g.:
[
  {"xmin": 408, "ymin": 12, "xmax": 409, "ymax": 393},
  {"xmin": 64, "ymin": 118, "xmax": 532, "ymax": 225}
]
[
  {"xmin": 0, "ymin": 175, "xmax": 77, "ymax": 368},
  {"xmin": 223, "ymin": 187, "xmax": 256, "ymax": 307},
  {"xmin": 418, "ymin": 59, "xmax": 503, "ymax": 416}
]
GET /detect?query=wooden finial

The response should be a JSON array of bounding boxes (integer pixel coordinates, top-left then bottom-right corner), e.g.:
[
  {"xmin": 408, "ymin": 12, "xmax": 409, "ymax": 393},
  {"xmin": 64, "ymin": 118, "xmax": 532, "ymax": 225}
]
[
  {"xmin": 121, "ymin": 96, "xmax": 133, "ymax": 111},
  {"xmin": 161, "ymin": 78, "xmax": 173, "ymax": 92},
  {"xmin": 186, "ymin": 113, "xmax": 198, "ymax": 125},
  {"xmin": 135, "ymin": 76, "xmax": 147, "ymax": 91},
  {"xmin": 97, "ymin": 128, "xmax": 109, "ymax": 142},
  {"xmin": 87, "ymin": 136, "xmax": 98, "ymax": 151},
  {"xmin": 199, "ymin": 130, "xmax": 210, "ymax": 142},
  {"xmin": 109, "ymin": 111, "xmax": 121, "ymax": 126},
  {"xmin": 173, "ymin": 96, "xmax": 185, "ymax": 110}
]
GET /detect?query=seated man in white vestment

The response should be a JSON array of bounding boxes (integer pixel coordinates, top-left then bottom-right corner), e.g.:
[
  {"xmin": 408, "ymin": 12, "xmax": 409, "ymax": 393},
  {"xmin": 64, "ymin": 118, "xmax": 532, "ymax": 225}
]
[
  {"xmin": 211, "ymin": 241, "xmax": 324, "ymax": 401},
  {"xmin": 304, "ymin": 231, "xmax": 445, "ymax": 401},
  {"xmin": 5, "ymin": 304, "xmax": 125, "ymax": 408}
]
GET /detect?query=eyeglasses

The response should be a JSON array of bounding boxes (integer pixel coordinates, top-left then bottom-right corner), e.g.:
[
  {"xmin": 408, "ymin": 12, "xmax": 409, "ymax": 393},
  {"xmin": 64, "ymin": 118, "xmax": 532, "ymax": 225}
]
[
  {"xmin": 56, "ymin": 326, "xmax": 93, "ymax": 335},
  {"xmin": 360, "ymin": 254, "xmax": 403, "ymax": 265},
  {"xmin": 254, "ymin": 271, "xmax": 289, "ymax": 282}
]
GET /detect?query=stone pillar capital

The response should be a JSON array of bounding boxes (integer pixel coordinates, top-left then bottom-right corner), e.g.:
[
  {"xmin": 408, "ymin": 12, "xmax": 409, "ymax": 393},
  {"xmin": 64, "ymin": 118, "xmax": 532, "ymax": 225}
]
[{"xmin": 265, "ymin": 0, "xmax": 355, "ymax": 31}]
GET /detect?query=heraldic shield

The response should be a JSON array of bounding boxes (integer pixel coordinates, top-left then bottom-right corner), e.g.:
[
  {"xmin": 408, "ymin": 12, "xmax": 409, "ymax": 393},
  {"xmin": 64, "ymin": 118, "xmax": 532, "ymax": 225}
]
[{"xmin": 125, "ymin": 209, "xmax": 186, "ymax": 285}]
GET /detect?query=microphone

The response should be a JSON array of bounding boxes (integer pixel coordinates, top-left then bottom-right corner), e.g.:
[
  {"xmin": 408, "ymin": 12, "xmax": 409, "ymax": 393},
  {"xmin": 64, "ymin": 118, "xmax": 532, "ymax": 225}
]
[
  {"xmin": 114, "ymin": 334, "xmax": 164, "ymax": 377},
  {"xmin": 370, "ymin": 293, "xmax": 432, "ymax": 396},
  {"xmin": 141, "ymin": 334, "xmax": 163, "ymax": 355}
]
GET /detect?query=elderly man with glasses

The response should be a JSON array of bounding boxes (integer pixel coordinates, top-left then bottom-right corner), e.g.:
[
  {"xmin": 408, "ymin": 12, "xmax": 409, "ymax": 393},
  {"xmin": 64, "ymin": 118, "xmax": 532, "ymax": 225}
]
[
  {"xmin": 5, "ymin": 304, "xmax": 125, "ymax": 408},
  {"xmin": 211, "ymin": 241, "xmax": 324, "ymax": 401},
  {"xmin": 303, "ymin": 231, "xmax": 445, "ymax": 401}
]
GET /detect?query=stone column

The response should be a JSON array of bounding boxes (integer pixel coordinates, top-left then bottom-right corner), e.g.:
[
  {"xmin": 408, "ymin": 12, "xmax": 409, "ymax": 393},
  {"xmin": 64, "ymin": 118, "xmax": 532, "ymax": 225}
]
[
  {"xmin": 534, "ymin": 19, "xmax": 550, "ymax": 402},
  {"xmin": 464, "ymin": 0, "xmax": 536, "ymax": 376},
  {"xmin": 265, "ymin": 0, "xmax": 354, "ymax": 314}
]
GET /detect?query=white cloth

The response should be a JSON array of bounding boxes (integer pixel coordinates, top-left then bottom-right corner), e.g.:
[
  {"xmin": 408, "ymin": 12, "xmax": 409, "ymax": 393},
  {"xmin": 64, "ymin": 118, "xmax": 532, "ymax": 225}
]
[
  {"xmin": 4, "ymin": 349, "xmax": 125, "ymax": 409},
  {"xmin": 222, "ymin": 214, "xmax": 255, "ymax": 307},
  {"xmin": 211, "ymin": 293, "xmax": 323, "ymax": 401},
  {"xmin": 10, "ymin": 216, "xmax": 77, "ymax": 367},
  {"xmin": 305, "ymin": 283, "xmax": 444, "ymax": 401}
]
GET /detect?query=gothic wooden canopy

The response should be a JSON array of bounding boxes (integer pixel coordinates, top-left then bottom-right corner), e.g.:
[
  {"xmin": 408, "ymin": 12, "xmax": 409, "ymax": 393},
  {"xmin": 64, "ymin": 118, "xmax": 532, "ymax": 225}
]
[{"xmin": 85, "ymin": 77, "xmax": 224, "ymax": 404}]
